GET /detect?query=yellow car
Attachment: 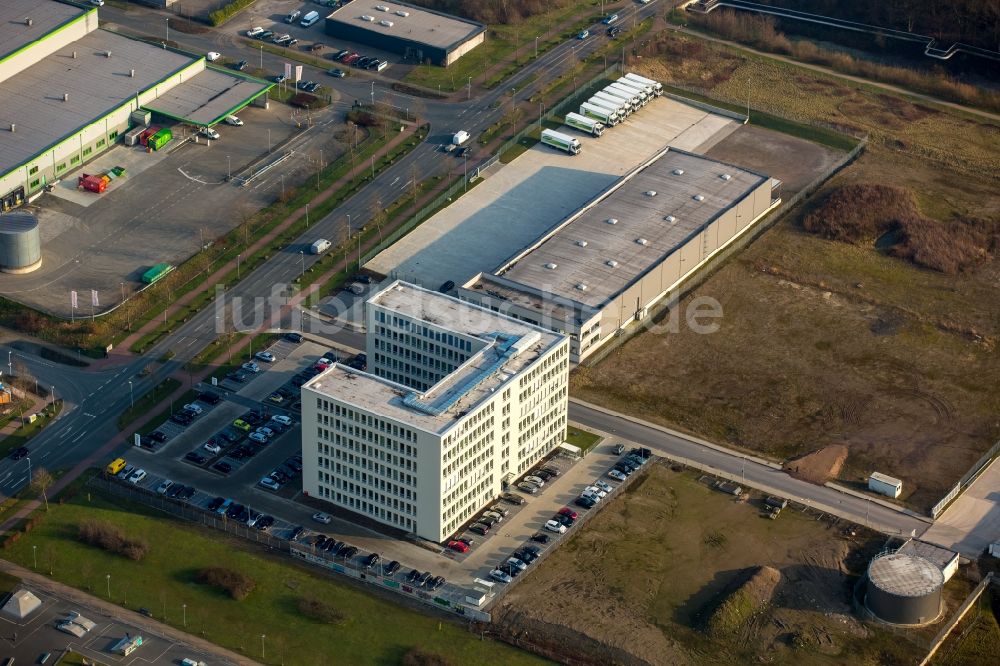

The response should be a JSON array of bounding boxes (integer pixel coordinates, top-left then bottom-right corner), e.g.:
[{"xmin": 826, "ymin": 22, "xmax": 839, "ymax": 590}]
[{"xmin": 233, "ymin": 419, "xmax": 251, "ymax": 432}]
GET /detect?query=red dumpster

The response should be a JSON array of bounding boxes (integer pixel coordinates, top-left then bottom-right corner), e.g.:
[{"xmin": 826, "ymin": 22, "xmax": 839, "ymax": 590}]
[
  {"xmin": 138, "ymin": 126, "xmax": 161, "ymax": 147},
  {"xmin": 78, "ymin": 174, "xmax": 106, "ymax": 193}
]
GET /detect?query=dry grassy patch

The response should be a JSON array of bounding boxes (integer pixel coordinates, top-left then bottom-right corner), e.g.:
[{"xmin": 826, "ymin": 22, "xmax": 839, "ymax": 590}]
[
  {"xmin": 195, "ymin": 567, "xmax": 256, "ymax": 600},
  {"xmin": 77, "ymin": 520, "xmax": 149, "ymax": 561}
]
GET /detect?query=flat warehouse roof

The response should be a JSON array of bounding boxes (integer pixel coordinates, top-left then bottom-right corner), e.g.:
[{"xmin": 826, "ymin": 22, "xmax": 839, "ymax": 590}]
[
  {"xmin": 497, "ymin": 150, "xmax": 767, "ymax": 308},
  {"xmin": 0, "ymin": 0, "xmax": 87, "ymax": 62},
  {"xmin": 142, "ymin": 68, "xmax": 272, "ymax": 126},
  {"xmin": 0, "ymin": 29, "xmax": 195, "ymax": 173},
  {"xmin": 328, "ymin": 1, "xmax": 484, "ymax": 50}
]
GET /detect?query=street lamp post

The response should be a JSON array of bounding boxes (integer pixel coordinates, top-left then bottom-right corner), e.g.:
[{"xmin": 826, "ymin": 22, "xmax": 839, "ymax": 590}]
[
  {"xmin": 7, "ymin": 350, "xmax": 11, "ymax": 376},
  {"xmin": 370, "ymin": 80, "xmax": 375, "ymax": 105},
  {"xmin": 237, "ymin": 253, "xmax": 241, "ymax": 279},
  {"xmin": 128, "ymin": 380, "xmax": 134, "ymax": 409},
  {"xmin": 267, "ymin": 129, "xmax": 271, "ymax": 153},
  {"xmin": 165, "ymin": 18, "xmax": 169, "ymax": 43},
  {"xmin": 182, "ymin": 603, "xmax": 187, "ymax": 627},
  {"xmin": 51, "ymin": 386, "xmax": 56, "ymax": 409},
  {"xmin": 259, "ymin": 44, "xmax": 263, "ymax": 70},
  {"xmin": 535, "ymin": 36, "xmax": 538, "ymax": 58},
  {"xmin": 467, "ymin": 76, "xmax": 471, "ymax": 100},
  {"xmin": 32, "ymin": 545, "xmax": 37, "ymax": 570},
  {"xmin": 305, "ymin": 203, "xmax": 309, "ymax": 227},
  {"xmin": 106, "ymin": 574, "xmax": 111, "ymax": 599},
  {"xmin": 227, "ymin": 155, "xmax": 231, "ymax": 180},
  {"xmin": 120, "ymin": 281, "xmax": 125, "ymax": 302},
  {"xmin": 25, "ymin": 457, "xmax": 31, "ymax": 491},
  {"xmin": 261, "ymin": 634, "xmax": 266, "ymax": 660},
  {"xmin": 299, "ymin": 251, "xmax": 305, "ymax": 278}
]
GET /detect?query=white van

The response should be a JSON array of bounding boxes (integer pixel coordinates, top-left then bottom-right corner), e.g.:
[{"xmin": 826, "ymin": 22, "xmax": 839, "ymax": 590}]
[
  {"xmin": 300, "ymin": 11, "xmax": 320, "ymax": 27},
  {"xmin": 285, "ymin": 10, "xmax": 301, "ymax": 23},
  {"xmin": 310, "ymin": 239, "xmax": 331, "ymax": 254}
]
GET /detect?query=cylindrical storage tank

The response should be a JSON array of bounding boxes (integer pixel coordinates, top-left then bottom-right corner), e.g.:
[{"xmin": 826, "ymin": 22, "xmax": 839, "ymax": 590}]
[
  {"xmin": 865, "ymin": 552, "xmax": 943, "ymax": 625},
  {"xmin": 0, "ymin": 211, "xmax": 42, "ymax": 274}
]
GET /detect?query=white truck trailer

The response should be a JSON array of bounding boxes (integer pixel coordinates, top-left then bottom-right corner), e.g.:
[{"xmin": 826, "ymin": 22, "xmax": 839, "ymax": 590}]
[
  {"xmin": 564, "ymin": 112, "xmax": 605, "ymax": 137},
  {"xmin": 540, "ymin": 129, "xmax": 582, "ymax": 155},
  {"xmin": 613, "ymin": 79, "xmax": 652, "ymax": 103},
  {"xmin": 616, "ymin": 76, "xmax": 654, "ymax": 98},
  {"xmin": 599, "ymin": 87, "xmax": 640, "ymax": 111},
  {"xmin": 579, "ymin": 102, "xmax": 620, "ymax": 126},
  {"xmin": 592, "ymin": 92, "xmax": 632, "ymax": 115},
  {"xmin": 624, "ymin": 72, "xmax": 663, "ymax": 96},
  {"xmin": 606, "ymin": 82, "xmax": 646, "ymax": 106}
]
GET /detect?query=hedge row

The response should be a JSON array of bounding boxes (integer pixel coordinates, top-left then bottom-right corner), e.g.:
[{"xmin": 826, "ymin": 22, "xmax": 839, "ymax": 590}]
[
  {"xmin": 208, "ymin": 0, "xmax": 257, "ymax": 27},
  {"xmin": 78, "ymin": 519, "xmax": 149, "ymax": 561},
  {"xmin": 196, "ymin": 566, "xmax": 256, "ymax": 600}
]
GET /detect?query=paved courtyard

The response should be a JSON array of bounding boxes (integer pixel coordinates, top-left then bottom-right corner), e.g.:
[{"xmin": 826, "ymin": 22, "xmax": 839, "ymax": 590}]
[{"xmin": 922, "ymin": 457, "xmax": 1000, "ymax": 557}]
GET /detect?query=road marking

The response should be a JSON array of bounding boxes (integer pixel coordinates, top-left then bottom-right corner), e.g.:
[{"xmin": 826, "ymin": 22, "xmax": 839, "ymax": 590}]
[
  {"xmin": 71, "ymin": 432, "xmax": 86, "ymax": 442},
  {"xmin": 84, "ymin": 412, "xmax": 96, "ymax": 418}
]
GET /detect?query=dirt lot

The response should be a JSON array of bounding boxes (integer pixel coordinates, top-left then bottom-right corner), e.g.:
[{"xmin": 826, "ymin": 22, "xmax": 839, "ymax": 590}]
[
  {"xmin": 571, "ymin": 34, "xmax": 1000, "ymax": 512},
  {"xmin": 494, "ymin": 463, "xmax": 933, "ymax": 665}
]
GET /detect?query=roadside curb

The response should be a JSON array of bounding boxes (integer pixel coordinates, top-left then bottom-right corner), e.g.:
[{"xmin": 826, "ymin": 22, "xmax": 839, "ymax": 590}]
[
  {"xmin": 568, "ymin": 397, "xmax": 784, "ymax": 470},
  {"xmin": 825, "ymin": 481, "xmax": 933, "ymax": 525}
]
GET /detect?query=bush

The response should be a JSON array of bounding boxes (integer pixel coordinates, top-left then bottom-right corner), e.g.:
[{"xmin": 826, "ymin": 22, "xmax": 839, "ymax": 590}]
[
  {"xmin": 401, "ymin": 647, "xmax": 455, "ymax": 666},
  {"xmin": 290, "ymin": 93, "xmax": 326, "ymax": 110},
  {"xmin": 208, "ymin": 0, "xmax": 257, "ymax": 27},
  {"xmin": 195, "ymin": 566, "xmax": 256, "ymax": 600},
  {"xmin": 803, "ymin": 183, "xmax": 917, "ymax": 244},
  {"xmin": 296, "ymin": 597, "xmax": 347, "ymax": 624},
  {"xmin": 78, "ymin": 520, "xmax": 149, "ymax": 560}
]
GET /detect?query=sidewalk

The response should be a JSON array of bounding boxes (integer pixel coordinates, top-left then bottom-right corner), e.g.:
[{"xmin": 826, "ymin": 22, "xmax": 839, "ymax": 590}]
[
  {"xmin": 89, "ymin": 123, "xmax": 420, "ymax": 371},
  {"xmin": 0, "ymin": 559, "xmax": 257, "ymax": 666}
]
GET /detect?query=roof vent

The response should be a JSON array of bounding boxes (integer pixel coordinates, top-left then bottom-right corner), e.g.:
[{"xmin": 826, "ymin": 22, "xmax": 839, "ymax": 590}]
[
  {"xmin": 721, "ymin": 173, "xmax": 732, "ymax": 181},
  {"xmin": 379, "ymin": 20, "xmax": 394, "ymax": 27},
  {"xmin": 63, "ymin": 93, "xmax": 69, "ymax": 102},
  {"xmin": 643, "ymin": 190, "xmax": 657, "ymax": 197},
  {"xmin": 673, "ymin": 168, "xmax": 684, "ymax": 176},
  {"xmin": 606, "ymin": 259, "xmax": 618, "ymax": 268},
  {"xmin": 361, "ymin": 15, "xmax": 375, "ymax": 22},
  {"xmin": 575, "ymin": 283, "xmax": 589, "ymax": 291},
  {"xmin": 636, "ymin": 238, "xmax": 648, "ymax": 246},
  {"xmin": 129, "ymin": 68, "xmax": 135, "ymax": 78},
  {"xmin": 693, "ymin": 194, "xmax": 705, "ymax": 202},
  {"xmin": 72, "ymin": 51, "xmax": 77, "ymax": 59},
  {"xmin": 8, "ymin": 124, "xmax": 14, "ymax": 133},
  {"xmin": 105, "ymin": 50, "xmax": 112, "ymax": 58},
  {"xmin": 664, "ymin": 215, "xmax": 676, "ymax": 223},
  {"xmin": 375, "ymin": 4, "xmax": 389, "ymax": 10},
  {"xmin": 605, "ymin": 218, "xmax": 618, "ymax": 225},
  {"xmin": 25, "ymin": 18, "xmax": 33, "ymax": 27},
  {"xmin": 544, "ymin": 262, "xmax": 558, "ymax": 270},
  {"xmin": 396, "ymin": 10, "xmax": 410, "ymax": 16},
  {"xmin": 576, "ymin": 240, "xmax": 588, "ymax": 247}
]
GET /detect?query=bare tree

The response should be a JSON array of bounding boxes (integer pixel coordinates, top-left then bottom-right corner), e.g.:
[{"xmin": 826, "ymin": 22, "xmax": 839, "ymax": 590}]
[{"xmin": 31, "ymin": 467, "xmax": 53, "ymax": 511}]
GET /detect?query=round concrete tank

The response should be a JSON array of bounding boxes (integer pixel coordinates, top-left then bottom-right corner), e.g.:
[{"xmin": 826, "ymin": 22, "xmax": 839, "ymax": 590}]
[
  {"xmin": 0, "ymin": 211, "xmax": 42, "ymax": 273},
  {"xmin": 865, "ymin": 552, "xmax": 943, "ymax": 625}
]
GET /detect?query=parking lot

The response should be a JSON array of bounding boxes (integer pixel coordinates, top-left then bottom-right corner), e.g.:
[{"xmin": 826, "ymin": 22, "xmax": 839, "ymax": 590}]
[
  {"xmin": 4, "ymin": 94, "xmax": 348, "ymax": 318},
  {"xmin": 0, "ymin": 583, "xmax": 217, "ymax": 666}
]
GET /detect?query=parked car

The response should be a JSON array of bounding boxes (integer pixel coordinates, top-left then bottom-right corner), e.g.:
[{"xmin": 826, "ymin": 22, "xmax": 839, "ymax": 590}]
[
  {"xmin": 468, "ymin": 523, "xmax": 489, "ymax": 536},
  {"xmin": 223, "ymin": 113, "xmax": 243, "ymax": 125},
  {"xmin": 206, "ymin": 52, "xmax": 221, "ymax": 62},
  {"xmin": 178, "ymin": 486, "xmax": 196, "ymax": 501},
  {"xmin": 524, "ymin": 475, "xmax": 546, "ymax": 487},
  {"xmin": 155, "ymin": 479, "xmax": 173, "ymax": 495},
  {"xmin": 506, "ymin": 557, "xmax": 528, "ymax": 572},
  {"xmin": 198, "ymin": 391, "xmax": 222, "ymax": 405},
  {"xmin": 259, "ymin": 476, "xmax": 280, "ymax": 490},
  {"xmin": 595, "ymin": 480, "xmax": 614, "ymax": 493},
  {"xmin": 585, "ymin": 485, "xmax": 608, "ymax": 498},
  {"xmin": 170, "ymin": 412, "xmax": 193, "ymax": 426},
  {"xmin": 482, "ymin": 510, "xmax": 504, "ymax": 523},
  {"xmin": 577, "ymin": 29, "xmax": 589, "ymax": 39},
  {"xmin": 9, "ymin": 446, "xmax": 29, "ymax": 461},
  {"xmin": 207, "ymin": 497, "xmax": 225, "ymax": 511},
  {"xmin": 447, "ymin": 540, "xmax": 469, "ymax": 553},
  {"xmin": 489, "ymin": 569, "xmax": 513, "ymax": 584},
  {"xmin": 204, "ymin": 440, "xmax": 222, "ymax": 454},
  {"xmin": 364, "ymin": 553, "xmax": 381, "ymax": 569},
  {"xmin": 574, "ymin": 496, "xmax": 596, "ymax": 509},
  {"xmin": 530, "ymin": 532, "xmax": 551, "ymax": 544},
  {"xmin": 406, "ymin": 569, "xmax": 421, "ymax": 583},
  {"xmin": 429, "ymin": 576, "xmax": 446, "ymax": 590},
  {"xmin": 312, "ymin": 512, "xmax": 332, "ymax": 524},
  {"xmin": 184, "ymin": 451, "xmax": 207, "ymax": 464},
  {"xmin": 289, "ymin": 526, "xmax": 305, "ymax": 541},
  {"xmin": 381, "ymin": 560, "xmax": 400, "ymax": 576},
  {"xmin": 501, "ymin": 492, "xmax": 525, "ymax": 505},
  {"xmin": 255, "ymin": 351, "xmax": 275, "ymax": 363},
  {"xmin": 255, "ymin": 515, "xmax": 275, "ymax": 531},
  {"xmin": 242, "ymin": 361, "xmax": 260, "ymax": 373},
  {"xmin": 608, "ymin": 469, "xmax": 628, "ymax": 482},
  {"xmin": 247, "ymin": 26, "xmax": 263, "ymax": 37},
  {"xmin": 233, "ymin": 419, "xmax": 251, "ymax": 432},
  {"xmin": 517, "ymin": 482, "xmax": 539, "ymax": 494},
  {"xmin": 249, "ymin": 432, "xmax": 267, "ymax": 444},
  {"xmin": 234, "ymin": 59, "xmax": 248, "ymax": 71},
  {"xmin": 489, "ymin": 504, "xmax": 510, "ymax": 517},
  {"xmin": 166, "ymin": 484, "xmax": 185, "ymax": 499},
  {"xmin": 259, "ymin": 30, "xmax": 274, "ymax": 41},
  {"xmin": 558, "ymin": 507, "xmax": 579, "ymax": 520},
  {"xmin": 544, "ymin": 519, "xmax": 567, "ymax": 534},
  {"xmin": 271, "ymin": 414, "xmax": 293, "ymax": 427},
  {"xmin": 553, "ymin": 513, "xmax": 575, "ymax": 527},
  {"xmin": 213, "ymin": 461, "xmax": 232, "ymax": 474},
  {"xmin": 540, "ymin": 466, "xmax": 561, "ymax": 477},
  {"xmin": 183, "ymin": 403, "xmax": 203, "ymax": 415},
  {"xmin": 200, "ymin": 127, "xmax": 220, "ymax": 140},
  {"xmin": 285, "ymin": 332, "xmax": 303, "ymax": 343}
]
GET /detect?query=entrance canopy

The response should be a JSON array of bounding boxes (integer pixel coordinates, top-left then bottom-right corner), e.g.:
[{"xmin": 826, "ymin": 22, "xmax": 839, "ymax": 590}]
[{"xmin": 143, "ymin": 68, "xmax": 272, "ymax": 126}]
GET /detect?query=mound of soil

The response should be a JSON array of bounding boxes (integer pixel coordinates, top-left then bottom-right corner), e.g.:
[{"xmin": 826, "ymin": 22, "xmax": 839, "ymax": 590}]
[
  {"xmin": 706, "ymin": 565, "xmax": 781, "ymax": 638},
  {"xmin": 784, "ymin": 444, "xmax": 848, "ymax": 484}
]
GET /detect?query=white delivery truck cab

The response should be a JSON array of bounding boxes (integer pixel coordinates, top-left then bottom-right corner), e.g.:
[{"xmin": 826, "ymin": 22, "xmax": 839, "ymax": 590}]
[
  {"xmin": 311, "ymin": 239, "xmax": 332, "ymax": 254},
  {"xmin": 579, "ymin": 102, "xmax": 619, "ymax": 126},
  {"xmin": 300, "ymin": 11, "xmax": 320, "ymax": 27},
  {"xmin": 624, "ymin": 72, "xmax": 663, "ymax": 96},
  {"xmin": 540, "ymin": 129, "xmax": 581, "ymax": 155},
  {"xmin": 452, "ymin": 130, "xmax": 471, "ymax": 145}
]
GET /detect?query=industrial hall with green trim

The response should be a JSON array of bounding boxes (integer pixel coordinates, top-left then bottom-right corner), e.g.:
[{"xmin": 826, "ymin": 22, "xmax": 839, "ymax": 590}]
[{"xmin": 0, "ymin": 0, "xmax": 273, "ymax": 212}]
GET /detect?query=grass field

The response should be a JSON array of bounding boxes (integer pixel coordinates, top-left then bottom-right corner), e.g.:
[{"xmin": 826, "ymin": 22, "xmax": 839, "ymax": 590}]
[
  {"xmin": 932, "ymin": 589, "xmax": 1000, "ymax": 666},
  {"xmin": 496, "ymin": 463, "xmax": 932, "ymax": 665},
  {"xmin": 571, "ymin": 32, "xmax": 1000, "ymax": 511},
  {"xmin": 565, "ymin": 426, "xmax": 601, "ymax": 454},
  {"xmin": 6, "ymin": 488, "xmax": 547, "ymax": 666}
]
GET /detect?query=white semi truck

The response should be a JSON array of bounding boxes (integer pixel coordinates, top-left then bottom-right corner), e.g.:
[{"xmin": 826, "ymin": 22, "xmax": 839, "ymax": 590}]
[
  {"xmin": 613, "ymin": 79, "xmax": 652, "ymax": 103},
  {"xmin": 587, "ymin": 99, "xmax": 627, "ymax": 123},
  {"xmin": 592, "ymin": 91, "xmax": 633, "ymax": 115},
  {"xmin": 579, "ymin": 102, "xmax": 620, "ymax": 126},
  {"xmin": 540, "ymin": 129, "xmax": 582, "ymax": 155},
  {"xmin": 624, "ymin": 72, "xmax": 663, "ymax": 96},
  {"xmin": 606, "ymin": 82, "xmax": 646, "ymax": 106},
  {"xmin": 564, "ymin": 112, "xmax": 605, "ymax": 137}
]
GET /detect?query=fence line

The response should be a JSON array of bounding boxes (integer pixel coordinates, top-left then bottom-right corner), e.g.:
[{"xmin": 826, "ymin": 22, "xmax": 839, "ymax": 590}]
[
  {"xmin": 919, "ymin": 572, "xmax": 995, "ymax": 666},
  {"xmin": 931, "ymin": 439, "xmax": 1000, "ymax": 518},
  {"xmin": 92, "ymin": 477, "xmax": 492, "ymax": 622}
]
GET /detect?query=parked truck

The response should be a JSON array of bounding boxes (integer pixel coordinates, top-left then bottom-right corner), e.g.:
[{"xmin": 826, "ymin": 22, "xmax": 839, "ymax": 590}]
[
  {"xmin": 616, "ymin": 76, "xmax": 654, "ymax": 98},
  {"xmin": 624, "ymin": 72, "xmax": 663, "ymax": 96},
  {"xmin": 605, "ymin": 83, "xmax": 645, "ymax": 107},
  {"xmin": 540, "ymin": 129, "xmax": 581, "ymax": 155},
  {"xmin": 310, "ymin": 238, "xmax": 332, "ymax": 254},
  {"xmin": 141, "ymin": 263, "xmax": 174, "ymax": 284},
  {"xmin": 591, "ymin": 92, "xmax": 632, "ymax": 115},
  {"xmin": 564, "ymin": 112, "xmax": 604, "ymax": 137},
  {"xmin": 595, "ymin": 89, "xmax": 637, "ymax": 113},
  {"xmin": 579, "ymin": 102, "xmax": 620, "ymax": 126}
]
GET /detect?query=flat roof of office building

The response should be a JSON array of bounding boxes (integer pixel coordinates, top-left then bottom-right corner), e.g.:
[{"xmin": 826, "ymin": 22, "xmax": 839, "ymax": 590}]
[
  {"xmin": 496, "ymin": 149, "xmax": 769, "ymax": 309},
  {"xmin": 306, "ymin": 282, "xmax": 564, "ymax": 434},
  {"xmin": 142, "ymin": 68, "xmax": 272, "ymax": 126},
  {"xmin": 0, "ymin": 29, "xmax": 194, "ymax": 173},
  {"xmin": 327, "ymin": 0, "xmax": 485, "ymax": 50},
  {"xmin": 0, "ymin": 0, "xmax": 87, "ymax": 62}
]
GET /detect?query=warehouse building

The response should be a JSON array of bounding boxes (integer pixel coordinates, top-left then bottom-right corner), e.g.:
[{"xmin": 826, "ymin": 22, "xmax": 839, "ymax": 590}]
[
  {"xmin": 460, "ymin": 148, "xmax": 781, "ymax": 363},
  {"xmin": 302, "ymin": 281, "xmax": 569, "ymax": 542},
  {"xmin": 0, "ymin": 0, "xmax": 271, "ymax": 211},
  {"xmin": 324, "ymin": 1, "xmax": 486, "ymax": 66}
]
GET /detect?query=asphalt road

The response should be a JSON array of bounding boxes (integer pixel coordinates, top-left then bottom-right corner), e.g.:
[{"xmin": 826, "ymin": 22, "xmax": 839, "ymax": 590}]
[{"xmin": 0, "ymin": 0, "xmax": 938, "ymax": 547}]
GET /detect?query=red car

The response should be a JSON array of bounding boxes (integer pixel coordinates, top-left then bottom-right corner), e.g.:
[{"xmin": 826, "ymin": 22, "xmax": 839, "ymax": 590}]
[
  {"xmin": 446, "ymin": 540, "xmax": 469, "ymax": 553},
  {"xmin": 558, "ymin": 507, "xmax": 579, "ymax": 520}
]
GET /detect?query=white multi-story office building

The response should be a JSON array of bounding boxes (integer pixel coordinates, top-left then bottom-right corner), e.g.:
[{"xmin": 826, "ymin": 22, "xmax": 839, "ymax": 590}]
[{"xmin": 302, "ymin": 281, "xmax": 570, "ymax": 542}]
